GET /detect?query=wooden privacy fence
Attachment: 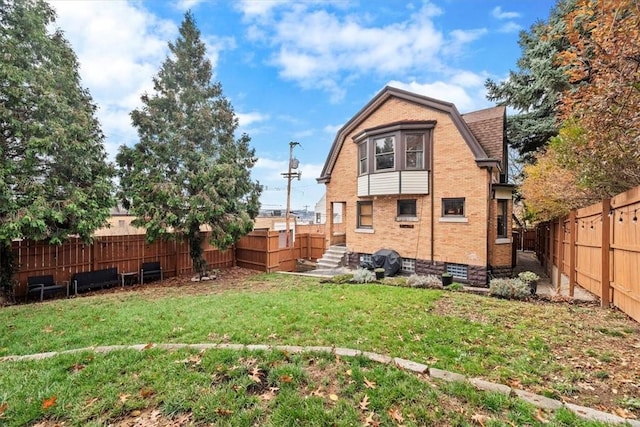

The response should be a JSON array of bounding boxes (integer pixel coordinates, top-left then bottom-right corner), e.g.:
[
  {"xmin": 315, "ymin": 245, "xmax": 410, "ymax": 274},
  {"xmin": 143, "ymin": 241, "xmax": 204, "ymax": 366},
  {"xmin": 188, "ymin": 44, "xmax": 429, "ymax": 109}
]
[
  {"xmin": 8, "ymin": 231, "xmax": 326, "ymax": 298},
  {"xmin": 235, "ymin": 230, "xmax": 326, "ymax": 272},
  {"xmin": 536, "ymin": 185, "xmax": 640, "ymax": 323},
  {"xmin": 9, "ymin": 233, "xmax": 234, "ymax": 298}
]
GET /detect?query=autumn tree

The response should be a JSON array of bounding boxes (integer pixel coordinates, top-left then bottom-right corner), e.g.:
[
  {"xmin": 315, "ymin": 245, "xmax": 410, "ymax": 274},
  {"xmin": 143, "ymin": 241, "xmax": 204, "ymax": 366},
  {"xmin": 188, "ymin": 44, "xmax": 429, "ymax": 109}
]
[
  {"xmin": 554, "ymin": 0, "xmax": 640, "ymax": 198},
  {"xmin": 117, "ymin": 12, "xmax": 261, "ymax": 276},
  {"xmin": 0, "ymin": 0, "xmax": 114, "ymax": 286}
]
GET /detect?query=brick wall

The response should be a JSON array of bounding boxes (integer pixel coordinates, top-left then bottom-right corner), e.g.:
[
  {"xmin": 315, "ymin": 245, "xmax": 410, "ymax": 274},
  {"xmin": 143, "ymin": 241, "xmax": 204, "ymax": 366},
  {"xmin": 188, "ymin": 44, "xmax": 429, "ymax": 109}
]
[{"xmin": 326, "ymin": 97, "xmax": 491, "ymax": 270}]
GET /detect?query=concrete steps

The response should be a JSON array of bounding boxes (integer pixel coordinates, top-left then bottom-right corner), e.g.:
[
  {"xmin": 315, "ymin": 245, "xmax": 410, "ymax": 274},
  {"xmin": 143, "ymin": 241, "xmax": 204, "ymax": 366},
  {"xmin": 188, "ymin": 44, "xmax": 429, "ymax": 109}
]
[{"xmin": 316, "ymin": 245, "xmax": 348, "ymax": 270}]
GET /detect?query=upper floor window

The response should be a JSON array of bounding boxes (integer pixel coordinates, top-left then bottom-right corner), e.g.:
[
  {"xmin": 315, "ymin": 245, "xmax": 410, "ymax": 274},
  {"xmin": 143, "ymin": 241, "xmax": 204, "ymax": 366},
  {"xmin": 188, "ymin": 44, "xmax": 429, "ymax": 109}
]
[
  {"xmin": 405, "ymin": 134, "xmax": 424, "ymax": 169},
  {"xmin": 443, "ymin": 198, "xmax": 465, "ymax": 217},
  {"xmin": 358, "ymin": 142, "xmax": 368, "ymax": 175},
  {"xmin": 374, "ymin": 136, "xmax": 395, "ymax": 171}
]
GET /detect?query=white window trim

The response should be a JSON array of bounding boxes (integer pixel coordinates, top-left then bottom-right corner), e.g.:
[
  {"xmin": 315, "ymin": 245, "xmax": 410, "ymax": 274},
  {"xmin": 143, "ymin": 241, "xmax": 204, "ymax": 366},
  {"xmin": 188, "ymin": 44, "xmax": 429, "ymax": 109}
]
[
  {"xmin": 439, "ymin": 217, "xmax": 469, "ymax": 223},
  {"xmin": 495, "ymin": 238, "xmax": 512, "ymax": 244},
  {"xmin": 396, "ymin": 216, "xmax": 419, "ymax": 222},
  {"xmin": 355, "ymin": 228, "xmax": 375, "ymax": 234}
]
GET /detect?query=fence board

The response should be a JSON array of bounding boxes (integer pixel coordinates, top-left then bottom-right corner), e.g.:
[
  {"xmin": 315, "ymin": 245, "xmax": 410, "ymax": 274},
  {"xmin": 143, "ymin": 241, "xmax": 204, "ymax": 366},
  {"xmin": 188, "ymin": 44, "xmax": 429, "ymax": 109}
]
[{"xmin": 537, "ymin": 185, "xmax": 640, "ymax": 322}]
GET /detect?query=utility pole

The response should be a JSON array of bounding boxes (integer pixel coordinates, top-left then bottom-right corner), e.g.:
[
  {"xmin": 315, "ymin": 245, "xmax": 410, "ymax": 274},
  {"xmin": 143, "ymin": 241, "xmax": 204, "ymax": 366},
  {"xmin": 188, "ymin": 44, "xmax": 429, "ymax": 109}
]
[{"xmin": 282, "ymin": 141, "xmax": 301, "ymax": 247}]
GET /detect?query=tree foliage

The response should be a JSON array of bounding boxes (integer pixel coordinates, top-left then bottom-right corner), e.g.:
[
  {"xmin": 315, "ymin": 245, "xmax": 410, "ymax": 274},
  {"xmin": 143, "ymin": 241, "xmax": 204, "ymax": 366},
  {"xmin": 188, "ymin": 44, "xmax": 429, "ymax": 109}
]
[
  {"xmin": 117, "ymin": 12, "xmax": 261, "ymax": 275},
  {"xmin": 485, "ymin": 1, "xmax": 575, "ymax": 161},
  {"xmin": 0, "ymin": 0, "xmax": 114, "ymax": 284},
  {"xmin": 553, "ymin": 0, "xmax": 640, "ymax": 197}
]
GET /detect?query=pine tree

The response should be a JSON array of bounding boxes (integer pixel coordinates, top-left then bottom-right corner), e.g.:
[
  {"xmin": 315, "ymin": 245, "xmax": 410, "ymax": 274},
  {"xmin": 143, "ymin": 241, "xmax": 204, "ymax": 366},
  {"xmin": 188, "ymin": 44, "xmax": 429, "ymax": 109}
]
[
  {"xmin": 485, "ymin": 0, "xmax": 575, "ymax": 162},
  {"xmin": 0, "ymin": 0, "xmax": 114, "ymax": 286},
  {"xmin": 117, "ymin": 12, "xmax": 261, "ymax": 276}
]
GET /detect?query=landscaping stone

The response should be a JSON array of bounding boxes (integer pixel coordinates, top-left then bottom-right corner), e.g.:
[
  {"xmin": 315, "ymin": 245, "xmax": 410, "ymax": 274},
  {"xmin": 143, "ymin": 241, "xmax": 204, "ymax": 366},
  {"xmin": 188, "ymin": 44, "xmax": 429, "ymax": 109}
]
[
  {"xmin": 246, "ymin": 344, "xmax": 271, "ymax": 351},
  {"xmin": 215, "ymin": 343, "xmax": 245, "ymax": 350},
  {"xmin": 361, "ymin": 351, "xmax": 392, "ymax": 364},
  {"xmin": 469, "ymin": 378, "xmax": 511, "ymax": 395},
  {"xmin": 334, "ymin": 347, "xmax": 361, "ymax": 357},
  {"xmin": 565, "ymin": 402, "xmax": 640, "ymax": 426},
  {"xmin": 512, "ymin": 388, "xmax": 562, "ymax": 410},
  {"xmin": 276, "ymin": 345, "xmax": 305, "ymax": 353},
  {"xmin": 304, "ymin": 346, "xmax": 334, "ymax": 354},
  {"xmin": 428, "ymin": 367, "xmax": 467, "ymax": 383},
  {"xmin": 393, "ymin": 357, "xmax": 428, "ymax": 374}
]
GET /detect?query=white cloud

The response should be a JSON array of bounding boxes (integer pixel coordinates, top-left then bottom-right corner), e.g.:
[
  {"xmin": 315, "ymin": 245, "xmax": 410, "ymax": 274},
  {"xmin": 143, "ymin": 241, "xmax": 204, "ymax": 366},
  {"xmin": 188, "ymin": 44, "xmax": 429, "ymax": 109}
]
[
  {"xmin": 50, "ymin": 1, "xmax": 234, "ymax": 161},
  {"xmin": 241, "ymin": 3, "xmax": 455, "ymax": 101},
  {"xmin": 388, "ymin": 79, "xmax": 489, "ymax": 113},
  {"xmin": 491, "ymin": 6, "xmax": 521, "ymax": 20},
  {"xmin": 176, "ymin": 0, "xmax": 205, "ymax": 11},
  {"xmin": 498, "ymin": 22, "xmax": 522, "ymax": 33},
  {"xmin": 255, "ymin": 158, "xmax": 288, "ymax": 170},
  {"xmin": 237, "ymin": 111, "xmax": 270, "ymax": 127},
  {"xmin": 324, "ymin": 124, "xmax": 343, "ymax": 134}
]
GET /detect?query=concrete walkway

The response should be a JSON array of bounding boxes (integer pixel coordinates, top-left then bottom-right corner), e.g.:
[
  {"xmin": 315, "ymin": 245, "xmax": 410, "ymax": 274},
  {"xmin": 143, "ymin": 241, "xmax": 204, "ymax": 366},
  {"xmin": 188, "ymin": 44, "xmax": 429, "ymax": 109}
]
[{"xmin": 514, "ymin": 251, "xmax": 597, "ymax": 302}]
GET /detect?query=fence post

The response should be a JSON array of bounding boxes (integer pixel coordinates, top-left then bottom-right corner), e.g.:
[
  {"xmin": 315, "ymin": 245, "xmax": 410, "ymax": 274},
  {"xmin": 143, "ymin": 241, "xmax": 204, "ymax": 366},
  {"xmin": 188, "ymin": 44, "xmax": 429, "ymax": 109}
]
[
  {"xmin": 556, "ymin": 218, "xmax": 563, "ymax": 294},
  {"xmin": 601, "ymin": 199, "xmax": 611, "ymax": 308},
  {"xmin": 569, "ymin": 210, "xmax": 576, "ymax": 297}
]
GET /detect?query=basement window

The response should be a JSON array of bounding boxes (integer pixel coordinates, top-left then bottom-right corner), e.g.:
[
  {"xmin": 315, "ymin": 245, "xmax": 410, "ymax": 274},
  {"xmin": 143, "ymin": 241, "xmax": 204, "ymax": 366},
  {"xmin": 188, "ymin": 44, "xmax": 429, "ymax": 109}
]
[{"xmin": 446, "ymin": 263, "xmax": 468, "ymax": 280}]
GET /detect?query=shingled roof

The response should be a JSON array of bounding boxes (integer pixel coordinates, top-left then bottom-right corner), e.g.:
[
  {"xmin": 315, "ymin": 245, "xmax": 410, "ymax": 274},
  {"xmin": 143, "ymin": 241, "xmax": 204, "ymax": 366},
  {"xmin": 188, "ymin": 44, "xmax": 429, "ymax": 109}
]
[
  {"xmin": 317, "ymin": 86, "xmax": 503, "ymax": 184},
  {"xmin": 462, "ymin": 106, "xmax": 506, "ymax": 166}
]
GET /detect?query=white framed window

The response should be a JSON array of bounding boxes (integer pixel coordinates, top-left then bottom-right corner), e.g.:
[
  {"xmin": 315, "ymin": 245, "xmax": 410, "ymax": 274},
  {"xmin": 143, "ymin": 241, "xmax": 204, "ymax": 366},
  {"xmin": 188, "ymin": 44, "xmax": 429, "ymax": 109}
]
[
  {"xmin": 446, "ymin": 263, "xmax": 468, "ymax": 279},
  {"xmin": 358, "ymin": 142, "xmax": 368, "ymax": 175},
  {"xmin": 374, "ymin": 136, "xmax": 395, "ymax": 171},
  {"xmin": 401, "ymin": 258, "xmax": 416, "ymax": 273}
]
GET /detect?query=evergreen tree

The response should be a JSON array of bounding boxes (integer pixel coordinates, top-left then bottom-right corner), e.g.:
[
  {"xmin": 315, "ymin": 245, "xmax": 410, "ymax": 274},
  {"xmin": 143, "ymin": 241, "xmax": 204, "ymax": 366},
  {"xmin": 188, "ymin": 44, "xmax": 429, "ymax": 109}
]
[
  {"xmin": 485, "ymin": 0, "xmax": 575, "ymax": 162},
  {"xmin": 0, "ymin": 0, "xmax": 114, "ymax": 285},
  {"xmin": 117, "ymin": 12, "xmax": 261, "ymax": 276}
]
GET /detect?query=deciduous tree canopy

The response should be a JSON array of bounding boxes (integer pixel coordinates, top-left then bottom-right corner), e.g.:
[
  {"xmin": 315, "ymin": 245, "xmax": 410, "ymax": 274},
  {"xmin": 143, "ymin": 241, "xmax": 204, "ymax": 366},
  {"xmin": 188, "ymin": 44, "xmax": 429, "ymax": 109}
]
[{"xmin": 117, "ymin": 12, "xmax": 261, "ymax": 275}]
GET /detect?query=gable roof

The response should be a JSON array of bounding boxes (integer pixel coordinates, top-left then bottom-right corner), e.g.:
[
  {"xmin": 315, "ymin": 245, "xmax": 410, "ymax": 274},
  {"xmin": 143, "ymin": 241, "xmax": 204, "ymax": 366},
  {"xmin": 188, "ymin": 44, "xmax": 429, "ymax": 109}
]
[
  {"xmin": 462, "ymin": 105, "xmax": 506, "ymax": 164},
  {"xmin": 317, "ymin": 86, "xmax": 501, "ymax": 183}
]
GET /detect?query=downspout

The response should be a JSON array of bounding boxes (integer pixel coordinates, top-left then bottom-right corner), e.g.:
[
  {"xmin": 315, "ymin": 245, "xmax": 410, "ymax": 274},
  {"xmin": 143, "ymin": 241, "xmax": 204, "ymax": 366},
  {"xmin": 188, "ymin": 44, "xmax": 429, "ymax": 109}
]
[
  {"xmin": 430, "ymin": 130, "xmax": 435, "ymax": 265},
  {"xmin": 486, "ymin": 167, "xmax": 493, "ymax": 282}
]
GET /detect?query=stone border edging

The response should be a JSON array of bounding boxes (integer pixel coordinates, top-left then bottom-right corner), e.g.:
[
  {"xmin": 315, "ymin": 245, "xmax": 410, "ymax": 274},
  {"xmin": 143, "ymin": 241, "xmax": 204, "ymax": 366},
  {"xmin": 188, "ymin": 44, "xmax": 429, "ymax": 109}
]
[{"xmin": 2, "ymin": 343, "xmax": 638, "ymax": 426}]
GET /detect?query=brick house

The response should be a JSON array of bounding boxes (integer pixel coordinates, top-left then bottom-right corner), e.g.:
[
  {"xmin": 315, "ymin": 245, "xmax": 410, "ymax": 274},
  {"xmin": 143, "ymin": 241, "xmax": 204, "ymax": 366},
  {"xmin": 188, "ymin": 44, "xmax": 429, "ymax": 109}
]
[{"xmin": 317, "ymin": 86, "xmax": 513, "ymax": 285}]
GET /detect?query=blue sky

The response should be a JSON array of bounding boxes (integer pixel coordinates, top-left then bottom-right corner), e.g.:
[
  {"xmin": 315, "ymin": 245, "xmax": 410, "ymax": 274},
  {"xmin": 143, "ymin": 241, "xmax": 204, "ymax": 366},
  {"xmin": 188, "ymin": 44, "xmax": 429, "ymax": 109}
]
[{"xmin": 49, "ymin": 0, "xmax": 556, "ymax": 211}]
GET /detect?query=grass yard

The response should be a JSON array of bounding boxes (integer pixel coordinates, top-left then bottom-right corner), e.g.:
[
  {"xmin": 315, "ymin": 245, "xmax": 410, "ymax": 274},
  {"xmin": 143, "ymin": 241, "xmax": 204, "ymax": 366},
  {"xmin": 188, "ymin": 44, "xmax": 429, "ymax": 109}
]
[{"xmin": 1, "ymin": 268, "xmax": 639, "ymax": 426}]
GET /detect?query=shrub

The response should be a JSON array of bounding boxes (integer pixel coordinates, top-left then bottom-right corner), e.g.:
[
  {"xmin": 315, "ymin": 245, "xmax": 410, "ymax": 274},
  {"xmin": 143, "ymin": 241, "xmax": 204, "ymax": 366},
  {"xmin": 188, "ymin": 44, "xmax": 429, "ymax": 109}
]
[
  {"xmin": 518, "ymin": 271, "xmax": 540, "ymax": 283},
  {"xmin": 329, "ymin": 274, "xmax": 353, "ymax": 284},
  {"xmin": 445, "ymin": 283, "xmax": 464, "ymax": 291},
  {"xmin": 489, "ymin": 278, "xmax": 531, "ymax": 300},
  {"xmin": 406, "ymin": 274, "xmax": 443, "ymax": 289},
  {"xmin": 351, "ymin": 268, "xmax": 376, "ymax": 284}
]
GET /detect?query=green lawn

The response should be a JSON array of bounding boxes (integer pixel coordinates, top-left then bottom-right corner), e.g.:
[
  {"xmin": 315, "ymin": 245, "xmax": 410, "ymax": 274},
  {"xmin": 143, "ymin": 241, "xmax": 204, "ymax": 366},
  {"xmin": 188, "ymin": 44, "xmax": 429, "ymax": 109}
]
[{"xmin": 1, "ymin": 272, "xmax": 637, "ymax": 426}]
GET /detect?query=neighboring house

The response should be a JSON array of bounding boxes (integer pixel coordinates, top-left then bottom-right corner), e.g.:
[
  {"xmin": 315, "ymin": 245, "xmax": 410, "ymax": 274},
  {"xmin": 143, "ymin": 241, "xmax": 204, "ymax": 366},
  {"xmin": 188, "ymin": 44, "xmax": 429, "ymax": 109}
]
[
  {"xmin": 314, "ymin": 194, "xmax": 343, "ymax": 225},
  {"xmin": 317, "ymin": 86, "xmax": 513, "ymax": 285},
  {"xmin": 93, "ymin": 205, "xmax": 146, "ymax": 236}
]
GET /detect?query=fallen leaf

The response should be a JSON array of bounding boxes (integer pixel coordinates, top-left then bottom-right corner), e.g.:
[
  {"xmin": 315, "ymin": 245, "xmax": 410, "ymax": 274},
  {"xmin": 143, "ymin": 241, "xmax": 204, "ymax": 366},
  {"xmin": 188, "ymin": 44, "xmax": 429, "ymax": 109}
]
[
  {"xmin": 249, "ymin": 367, "xmax": 262, "ymax": 383},
  {"xmin": 119, "ymin": 394, "xmax": 130, "ymax": 404},
  {"xmin": 364, "ymin": 377, "xmax": 376, "ymax": 389},
  {"xmin": 143, "ymin": 342, "xmax": 154, "ymax": 349},
  {"xmin": 387, "ymin": 407, "xmax": 404, "ymax": 423},
  {"xmin": 0, "ymin": 402, "xmax": 7, "ymax": 416},
  {"xmin": 359, "ymin": 395, "xmax": 370, "ymax": 411},
  {"xmin": 131, "ymin": 409, "xmax": 142, "ymax": 417},
  {"xmin": 364, "ymin": 412, "xmax": 380, "ymax": 427},
  {"xmin": 614, "ymin": 407, "xmax": 633, "ymax": 419},
  {"xmin": 42, "ymin": 396, "xmax": 56, "ymax": 410},
  {"xmin": 311, "ymin": 386, "xmax": 324, "ymax": 398},
  {"xmin": 216, "ymin": 408, "xmax": 233, "ymax": 416},
  {"xmin": 329, "ymin": 393, "xmax": 339, "ymax": 401},
  {"xmin": 534, "ymin": 408, "xmax": 549, "ymax": 424},
  {"xmin": 279, "ymin": 374, "xmax": 293, "ymax": 383},
  {"xmin": 140, "ymin": 388, "xmax": 154, "ymax": 398},
  {"xmin": 267, "ymin": 333, "xmax": 278, "ymax": 339},
  {"xmin": 471, "ymin": 413, "xmax": 488, "ymax": 426},
  {"xmin": 346, "ymin": 369, "xmax": 352, "ymax": 376},
  {"xmin": 83, "ymin": 397, "xmax": 99, "ymax": 409},
  {"xmin": 42, "ymin": 325, "xmax": 54, "ymax": 333},
  {"xmin": 69, "ymin": 363, "xmax": 86, "ymax": 373}
]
